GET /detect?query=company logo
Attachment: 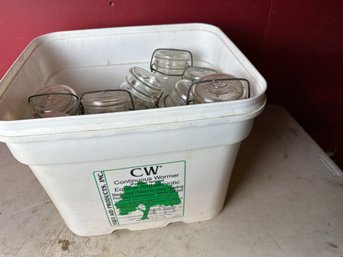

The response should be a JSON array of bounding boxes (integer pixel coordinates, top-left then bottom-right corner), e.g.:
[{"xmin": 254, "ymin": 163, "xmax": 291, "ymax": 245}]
[{"xmin": 130, "ymin": 165, "xmax": 162, "ymax": 177}]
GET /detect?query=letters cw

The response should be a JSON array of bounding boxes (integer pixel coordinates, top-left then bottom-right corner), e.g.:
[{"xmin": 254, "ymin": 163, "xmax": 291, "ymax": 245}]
[{"xmin": 130, "ymin": 165, "xmax": 162, "ymax": 177}]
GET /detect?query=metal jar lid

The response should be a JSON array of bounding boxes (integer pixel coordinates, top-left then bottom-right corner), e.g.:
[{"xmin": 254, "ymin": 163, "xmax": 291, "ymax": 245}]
[
  {"xmin": 150, "ymin": 48, "xmax": 193, "ymax": 76},
  {"xmin": 192, "ymin": 73, "xmax": 249, "ymax": 104}
]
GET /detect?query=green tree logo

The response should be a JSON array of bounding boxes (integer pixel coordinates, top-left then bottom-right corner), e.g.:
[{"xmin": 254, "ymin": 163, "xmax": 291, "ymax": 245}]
[{"xmin": 115, "ymin": 181, "xmax": 181, "ymax": 220}]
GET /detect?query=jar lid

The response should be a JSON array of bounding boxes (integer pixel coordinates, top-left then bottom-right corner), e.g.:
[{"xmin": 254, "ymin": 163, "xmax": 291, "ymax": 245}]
[
  {"xmin": 151, "ymin": 49, "xmax": 192, "ymax": 76},
  {"xmin": 192, "ymin": 73, "xmax": 248, "ymax": 103},
  {"xmin": 182, "ymin": 67, "xmax": 218, "ymax": 81},
  {"xmin": 28, "ymin": 84, "xmax": 79, "ymax": 117}
]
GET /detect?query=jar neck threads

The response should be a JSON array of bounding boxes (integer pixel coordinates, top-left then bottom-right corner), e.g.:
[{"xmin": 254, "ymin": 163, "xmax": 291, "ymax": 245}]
[{"xmin": 121, "ymin": 67, "xmax": 163, "ymax": 109}]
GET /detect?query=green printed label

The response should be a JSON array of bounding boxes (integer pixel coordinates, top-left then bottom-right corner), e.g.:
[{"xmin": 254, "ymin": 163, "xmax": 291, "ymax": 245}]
[{"xmin": 94, "ymin": 161, "xmax": 186, "ymax": 226}]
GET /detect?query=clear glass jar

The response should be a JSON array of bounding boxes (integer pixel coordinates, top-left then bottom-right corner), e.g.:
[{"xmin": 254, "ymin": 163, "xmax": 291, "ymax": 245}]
[
  {"xmin": 163, "ymin": 79, "xmax": 193, "ymax": 107},
  {"xmin": 28, "ymin": 84, "xmax": 80, "ymax": 118},
  {"xmin": 80, "ymin": 90, "xmax": 133, "ymax": 114},
  {"xmin": 182, "ymin": 66, "xmax": 218, "ymax": 82},
  {"xmin": 120, "ymin": 67, "xmax": 163, "ymax": 109},
  {"xmin": 192, "ymin": 73, "xmax": 249, "ymax": 104},
  {"xmin": 150, "ymin": 48, "xmax": 193, "ymax": 102},
  {"xmin": 163, "ymin": 66, "xmax": 218, "ymax": 106}
]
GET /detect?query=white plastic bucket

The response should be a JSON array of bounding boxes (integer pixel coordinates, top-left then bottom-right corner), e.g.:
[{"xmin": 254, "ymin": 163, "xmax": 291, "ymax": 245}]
[{"xmin": 0, "ymin": 23, "xmax": 267, "ymax": 236}]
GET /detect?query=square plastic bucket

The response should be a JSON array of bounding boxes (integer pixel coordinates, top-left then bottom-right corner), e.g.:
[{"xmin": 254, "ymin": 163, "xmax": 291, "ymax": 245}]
[{"xmin": 0, "ymin": 23, "xmax": 266, "ymax": 236}]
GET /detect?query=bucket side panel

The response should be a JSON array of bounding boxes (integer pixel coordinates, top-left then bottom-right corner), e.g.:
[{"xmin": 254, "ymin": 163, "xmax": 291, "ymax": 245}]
[{"xmin": 30, "ymin": 143, "xmax": 241, "ymax": 236}]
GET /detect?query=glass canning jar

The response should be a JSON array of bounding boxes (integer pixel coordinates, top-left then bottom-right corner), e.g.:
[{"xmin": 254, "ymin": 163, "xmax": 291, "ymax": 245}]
[
  {"xmin": 120, "ymin": 67, "xmax": 163, "ymax": 110},
  {"xmin": 80, "ymin": 90, "xmax": 133, "ymax": 114},
  {"xmin": 150, "ymin": 48, "xmax": 193, "ymax": 101},
  {"xmin": 28, "ymin": 84, "xmax": 80, "ymax": 118},
  {"xmin": 161, "ymin": 66, "xmax": 219, "ymax": 107},
  {"xmin": 191, "ymin": 73, "xmax": 250, "ymax": 104}
]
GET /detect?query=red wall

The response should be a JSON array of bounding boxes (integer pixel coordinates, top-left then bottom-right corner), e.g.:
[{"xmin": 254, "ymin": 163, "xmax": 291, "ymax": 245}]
[{"xmin": 0, "ymin": 0, "xmax": 342, "ymax": 167}]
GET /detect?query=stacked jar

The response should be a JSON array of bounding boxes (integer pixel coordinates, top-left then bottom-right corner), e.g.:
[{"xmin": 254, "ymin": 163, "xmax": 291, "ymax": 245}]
[{"xmin": 150, "ymin": 49, "xmax": 193, "ymax": 107}]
